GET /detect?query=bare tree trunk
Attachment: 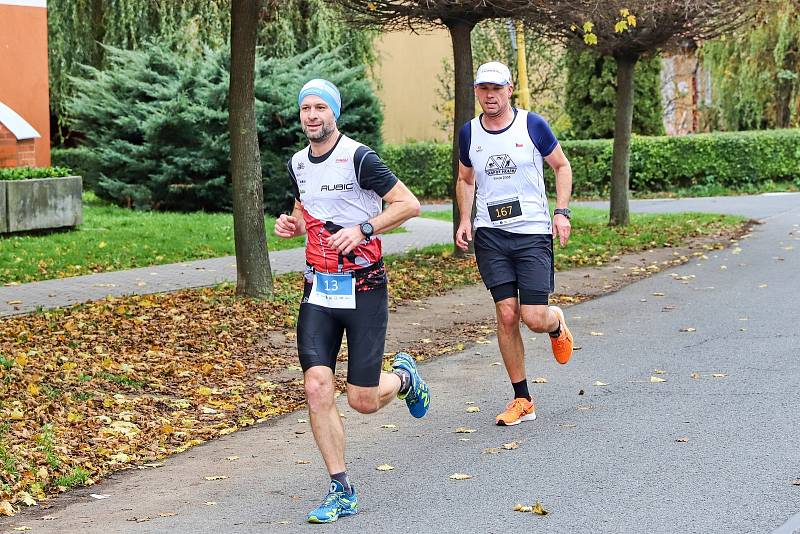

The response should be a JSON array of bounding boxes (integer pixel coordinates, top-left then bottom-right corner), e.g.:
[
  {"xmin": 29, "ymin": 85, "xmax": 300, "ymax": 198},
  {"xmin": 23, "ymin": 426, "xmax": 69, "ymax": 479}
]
[
  {"xmin": 229, "ymin": 0, "xmax": 273, "ymax": 298},
  {"xmin": 447, "ymin": 18, "xmax": 476, "ymax": 256},
  {"xmin": 610, "ymin": 53, "xmax": 638, "ymax": 227}
]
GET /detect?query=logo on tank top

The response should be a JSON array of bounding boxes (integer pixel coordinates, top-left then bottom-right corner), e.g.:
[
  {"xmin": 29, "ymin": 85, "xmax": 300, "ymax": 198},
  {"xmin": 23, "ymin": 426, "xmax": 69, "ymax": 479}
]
[{"xmin": 485, "ymin": 154, "xmax": 517, "ymax": 177}]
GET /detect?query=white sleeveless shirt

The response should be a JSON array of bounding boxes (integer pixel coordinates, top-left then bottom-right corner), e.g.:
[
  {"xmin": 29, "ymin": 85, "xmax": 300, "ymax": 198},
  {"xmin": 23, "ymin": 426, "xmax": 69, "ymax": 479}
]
[{"xmin": 467, "ymin": 109, "xmax": 552, "ymax": 234}]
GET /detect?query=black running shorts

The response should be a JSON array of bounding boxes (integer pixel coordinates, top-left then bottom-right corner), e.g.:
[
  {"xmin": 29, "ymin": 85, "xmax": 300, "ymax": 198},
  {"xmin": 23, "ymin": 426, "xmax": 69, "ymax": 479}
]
[
  {"xmin": 296, "ymin": 284, "xmax": 388, "ymax": 387},
  {"xmin": 473, "ymin": 227, "xmax": 554, "ymax": 305}
]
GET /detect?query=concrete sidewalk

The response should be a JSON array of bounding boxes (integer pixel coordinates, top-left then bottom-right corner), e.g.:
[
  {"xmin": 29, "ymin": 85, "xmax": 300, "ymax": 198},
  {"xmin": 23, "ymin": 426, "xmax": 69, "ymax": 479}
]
[{"xmin": 0, "ymin": 217, "xmax": 453, "ymax": 317}]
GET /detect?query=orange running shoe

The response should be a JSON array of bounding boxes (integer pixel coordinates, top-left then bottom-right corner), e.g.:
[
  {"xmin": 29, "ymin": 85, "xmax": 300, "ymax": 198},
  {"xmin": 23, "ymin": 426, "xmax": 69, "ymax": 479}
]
[
  {"xmin": 549, "ymin": 305, "xmax": 573, "ymax": 365},
  {"xmin": 495, "ymin": 397, "xmax": 536, "ymax": 426}
]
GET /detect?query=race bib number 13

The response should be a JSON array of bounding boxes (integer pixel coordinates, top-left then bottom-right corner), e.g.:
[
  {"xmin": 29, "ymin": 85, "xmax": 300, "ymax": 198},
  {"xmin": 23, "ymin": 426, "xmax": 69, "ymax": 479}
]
[
  {"xmin": 308, "ymin": 271, "xmax": 356, "ymax": 309},
  {"xmin": 487, "ymin": 197, "xmax": 523, "ymax": 226}
]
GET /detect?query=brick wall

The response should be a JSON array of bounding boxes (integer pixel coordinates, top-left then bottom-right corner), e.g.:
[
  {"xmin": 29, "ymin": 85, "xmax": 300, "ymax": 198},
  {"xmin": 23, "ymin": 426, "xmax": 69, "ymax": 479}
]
[{"xmin": 0, "ymin": 123, "xmax": 37, "ymax": 168}]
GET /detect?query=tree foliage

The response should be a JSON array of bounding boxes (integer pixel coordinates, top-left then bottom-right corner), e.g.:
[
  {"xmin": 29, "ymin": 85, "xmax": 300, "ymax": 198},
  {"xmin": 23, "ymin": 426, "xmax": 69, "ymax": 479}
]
[
  {"xmin": 564, "ymin": 47, "xmax": 664, "ymax": 139},
  {"xmin": 701, "ymin": 0, "xmax": 800, "ymax": 130},
  {"xmin": 47, "ymin": 0, "xmax": 374, "ymax": 140},
  {"xmin": 435, "ymin": 19, "xmax": 568, "ymax": 136},
  {"xmin": 65, "ymin": 45, "xmax": 382, "ymax": 215}
]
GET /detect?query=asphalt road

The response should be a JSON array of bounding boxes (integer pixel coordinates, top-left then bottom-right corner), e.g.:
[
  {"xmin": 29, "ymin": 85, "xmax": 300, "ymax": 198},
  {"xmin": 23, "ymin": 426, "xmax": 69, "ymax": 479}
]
[{"xmin": 4, "ymin": 193, "xmax": 799, "ymax": 534}]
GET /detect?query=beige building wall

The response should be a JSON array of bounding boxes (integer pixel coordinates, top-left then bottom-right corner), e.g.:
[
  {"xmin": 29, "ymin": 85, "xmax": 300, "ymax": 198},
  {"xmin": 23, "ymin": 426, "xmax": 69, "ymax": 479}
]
[{"xmin": 373, "ymin": 29, "xmax": 451, "ymax": 144}]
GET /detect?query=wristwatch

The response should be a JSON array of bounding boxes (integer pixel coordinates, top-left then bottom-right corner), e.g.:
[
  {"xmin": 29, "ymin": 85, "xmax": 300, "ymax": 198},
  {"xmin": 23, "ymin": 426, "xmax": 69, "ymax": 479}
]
[
  {"xmin": 553, "ymin": 208, "xmax": 572, "ymax": 220},
  {"xmin": 359, "ymin": 221, "xmax": 374, "ymax": 238}
]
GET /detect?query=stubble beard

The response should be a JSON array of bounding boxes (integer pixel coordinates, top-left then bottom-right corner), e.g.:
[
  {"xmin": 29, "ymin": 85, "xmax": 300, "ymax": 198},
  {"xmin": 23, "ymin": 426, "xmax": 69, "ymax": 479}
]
[{"xmin": 303, "ymin": 121, "xmax": 336, "ymax": 143}]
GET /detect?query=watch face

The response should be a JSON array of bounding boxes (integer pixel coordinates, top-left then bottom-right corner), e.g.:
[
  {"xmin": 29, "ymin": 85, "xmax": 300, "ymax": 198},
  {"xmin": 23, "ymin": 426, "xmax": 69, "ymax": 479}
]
[{"xmin": 361, "ymin": 222, "xmax": 374, "ymax": 235}]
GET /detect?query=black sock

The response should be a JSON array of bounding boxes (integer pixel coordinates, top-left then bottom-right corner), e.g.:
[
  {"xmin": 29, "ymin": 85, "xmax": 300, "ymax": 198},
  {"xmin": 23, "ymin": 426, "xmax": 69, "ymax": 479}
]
[
  {"xmin": 549, "ymin": 323, "xmax": 562, "ymax": 338},
  {"xmin": 331, "ymin": 472, "xmax": 351, "ymax": 494},
  {"xmin": 512, "ymin": 379, "xmax": 531, "ymax": 401},
  {"xmin": 394, "ymin": 368, "xmax": 411, "ymax": 395}
]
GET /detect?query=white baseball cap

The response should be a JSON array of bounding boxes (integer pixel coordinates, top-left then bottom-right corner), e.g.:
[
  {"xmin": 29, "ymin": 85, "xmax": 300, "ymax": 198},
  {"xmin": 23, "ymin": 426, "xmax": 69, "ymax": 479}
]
[{"xmin": 474, "ymin": 61, "xmax": 512, "ymax": 86}]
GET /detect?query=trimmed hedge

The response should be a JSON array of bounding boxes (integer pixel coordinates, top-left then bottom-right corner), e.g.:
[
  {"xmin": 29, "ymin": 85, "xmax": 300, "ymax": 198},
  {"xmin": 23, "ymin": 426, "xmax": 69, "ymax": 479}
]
[
  {"xmin": 383, "ymin": 129, "xmax": 800, "ymax": 198},
  {"xmin": 0, "ymin": 167, "xmax": 73, "ymax": 181}
]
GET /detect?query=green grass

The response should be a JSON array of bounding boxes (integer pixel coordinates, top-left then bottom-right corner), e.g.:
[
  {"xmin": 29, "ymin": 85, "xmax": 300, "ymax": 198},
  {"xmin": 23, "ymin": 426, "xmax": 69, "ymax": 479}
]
[
  {"xmin": 97, "ymin": 371, "xmax": 146, "ymax": 389},
  {"xmin": 37, "ymin": 424, "xmax": 61, "ymax": 470},
  {"xmin": 54, "ymin": 467, "xmax": 90, "ymax": 489},
  {"xmin": 418, "ymin": 206, "xmax": 745, "ymax": 270},
  {"xmin": 0, "ymin": 192, "xmax": 306, "ymax": 284}
]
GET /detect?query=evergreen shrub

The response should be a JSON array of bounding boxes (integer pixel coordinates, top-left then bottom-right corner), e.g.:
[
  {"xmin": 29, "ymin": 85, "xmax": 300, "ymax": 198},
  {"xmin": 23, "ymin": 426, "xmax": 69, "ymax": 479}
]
[{"xmin": 63, "ymin": 44, "xmax": 382, "ymax": 215}]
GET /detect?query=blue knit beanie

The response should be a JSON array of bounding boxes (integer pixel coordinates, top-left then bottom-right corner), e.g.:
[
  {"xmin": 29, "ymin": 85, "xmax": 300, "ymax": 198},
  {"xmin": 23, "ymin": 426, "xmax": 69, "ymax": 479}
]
[{"xmin": 298, "ymin": 79, "xmax": 341, "ymax": 119}]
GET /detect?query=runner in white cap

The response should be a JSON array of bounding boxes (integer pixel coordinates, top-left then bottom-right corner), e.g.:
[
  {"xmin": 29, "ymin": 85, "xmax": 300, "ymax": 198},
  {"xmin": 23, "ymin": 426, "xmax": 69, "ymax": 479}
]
[{"xmin": 455, "ymin": 61, "xmax": 575, "ymax": 426}]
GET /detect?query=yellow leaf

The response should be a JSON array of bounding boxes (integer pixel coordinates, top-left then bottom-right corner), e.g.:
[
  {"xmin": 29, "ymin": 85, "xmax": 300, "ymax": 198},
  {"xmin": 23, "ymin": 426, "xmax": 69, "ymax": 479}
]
[
  {"xmin": 627, "ymin": 14, "xmax": 637, "ymax": 26},
  {"xmin": 584, "ymin": 33, "xmax": 598, "ymax": 45},
  {"xmin": 381, "ymin": 424, "xmax": 397, "ymax": 429},
  {"xmin": 532, "ymin": 500, "xmax": 549, "ymax": 515},
  {"xmin": 449, "ymin": 473, "xmax": 471, "ymax": 480},
  {"xmin": 98, "ymin": 241, "xmax": 107, "ymax": 249},
  {"xmin": 18, "ymin": 492, "xmax": 36, "ymax": 507},
  {"xmin": 204, "ymin": 475, "xmax": 228, "ymax": 481},
  {"xmin": 10, "ymin": 408, "xmax": 24, "ymax": 420},
  {"xmin": 590, "ymin": 331, "xmax": 604, "ymax": 336},
  {"xmin": 620, "ymin": 8, "xmax": 630, "ymax": 16},
  {"xmin": 654, "ymin": 369, "xmax": 666, "ymax": 374},
  {"xmin": 367, "ymin": 1, "xmax": 376, "ymax": 10},
  {"xmin": 0, "ymin": 501, "xmax": 15, "ymax": 516},
  {"xmin": 62, "ymin": 361, "xmax": 77, "ymax": 371},
  {"xmin": 582, "ymin": 21, "xmax": 594, "ymax": 33},
  {"xmin": 6, "ymin": 300, "xmax": 21, "ymax": 305},
  {"xmin": 27, "ymin": 383, "xmax": 39, "ymax": 395},
  {"xmin": 67, "ymin": 412, "xmax": 82, "ymax": 422},
  {"xmin": 13, "ymin": 527, "xmax": 31, "ymax": 532},
  {"xmin": 110, "ymin": 452, "xmax": 130, "ymax": 463},
  {"xmin": 376, "ymin": 464, "xmax": 395, "ymax": 471},
  {"xmin": 197, "ymin": 386, "xmax": 213, "ymax": 396},
  {"xmin": 296, "ymin": 460, "xmax": 310, "ymax": 465},
  {"xmin": 454, "ymin": 427, "xmax": 476, "ymax": 433},
  {"xmin": 615, "ymin": 20, "xmax": 628, "ymax": 33},
  {"xmin": 466, "ymin": 406, "xmax": 480, "ymax": 413},
  {"xmin": 650, "ymin": 376, "xmax": 667, "ymax": 383},
  {"xmin": 15, "ymin": 353, "xmax": 27, "ymax": 367}
]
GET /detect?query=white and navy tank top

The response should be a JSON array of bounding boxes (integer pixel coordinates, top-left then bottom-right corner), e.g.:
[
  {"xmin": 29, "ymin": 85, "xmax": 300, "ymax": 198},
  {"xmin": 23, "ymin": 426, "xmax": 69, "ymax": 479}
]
[{"xmin": 459, "ymin": 108, "xmax": 559, "ymax": 234}]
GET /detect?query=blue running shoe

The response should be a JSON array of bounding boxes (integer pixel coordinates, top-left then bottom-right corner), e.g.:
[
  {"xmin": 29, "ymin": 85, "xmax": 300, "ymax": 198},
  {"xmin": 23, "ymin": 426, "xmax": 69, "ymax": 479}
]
[
  {"xmin": 306, "ymin": 480, "xmax": 358, "ymax": 523},
  {"xmin": 392, "ymin": 352, "xmax": 430, "ymax": 418}
]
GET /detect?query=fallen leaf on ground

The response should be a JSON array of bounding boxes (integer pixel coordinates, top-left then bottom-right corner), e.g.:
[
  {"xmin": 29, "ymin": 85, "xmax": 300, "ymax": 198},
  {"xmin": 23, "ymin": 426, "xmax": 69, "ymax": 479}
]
[
  {"xmin": 159, "ymin": 512, "xmax": 177, "ymax": 518},
  {"xmin": 466, "ymin": 406, "xmax": 480, "ymax": 413},
  {"xmin": 679, "ymin": 327, "xmax": 697, "ymax": 332},
  {"xmin": 532, "ymin": 501, "xmax": 549, "ymax": 515},
  {"xmin": 490, "ymin": 362, "xmax": 502, "ymax": 366},
  {"xmin": 13, "ymin": 527, "xmax": 31, "ymax": 532},
  {"xmin": 712, "ymin": 373, "xmax": 727, "ymax": 378},
  {"xmin": 203, "ymin": 475, "xmax": 228, "ymax": 481},
  {"xmin": 513, "ymin": 504, "xmax": 533, "ymax": 512},
  {"xmin": 653, "ymin": 369, "xmax": 666, "ymax": 374},
  {"xmin": 690, "ymin": 372, "xmax": 701, "ymax": 379},
  {"xmin": 758, "ymin": 284, "xmax": 768, "ymax": 288},
  {"xmin": 502, "ymin": 441, "xmax": 519, "ymax": 450},
  {"xmin": 531, "ymin": 377, "xmax": 548, "ymax": 384},
  {"xmin": 381, "ymin": 424, "xmax": 397, "ymax": 429},
  {"xmin": 449, "ymin": 473, "xmax": 471, "ymax": 480},
  {"xmin": 593, "ymin": 381, "xmax": 608, "ymax": 386},
  {"xmin": 791, "ymin": 480, "xmax": 800, "ymax": 486},
  {"xmin": 454, "ymin": 427, "xmax": 476, "ymax": 433},
  {"xmin": 376, "ymin": 464, "xmax": 394, "ymax": 471},
  {"xmin": 652, "ymin": 292, "xmax": 665, "ymax": 297},
  {"xmin": 296, "ymin": 460, "xmax": 310, "ymax": 464},
  {"xmin": 483, "ymin": 448, "xmax": 501, "ymax": 454},
  {"xmin": 590, "ymin": 331, "xmax": 604, "ymax": 336},
  {"xmin": 225, "ymin": 456, "xmax": 239, "ymax": 461},
  {"xmin": 650, "ymin": 376, "xmax": 667, "ymax": 383},
  {"xmin": 675, "ymin": 438, "xmax": 688, "ymax": 443},
  {"xmin": 90, "ymin": 494, "xmax": 111, "ymax": 500}
]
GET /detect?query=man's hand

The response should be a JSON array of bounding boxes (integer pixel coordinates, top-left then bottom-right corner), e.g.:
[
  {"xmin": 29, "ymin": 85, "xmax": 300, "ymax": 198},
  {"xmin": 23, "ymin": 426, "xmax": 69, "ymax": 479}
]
[
  {"xmin": 552, "ymin": 213, "xmax": 571, "ymax": 247},
  {"xmin": 455, "ymin": 221, "xmax": 473, "ymax": 251},
  {"xmin": 275, "ymin": 214, "xmax": 299, "ymax": 238},
  {"xmin": 327, "ymin": 226, "xmax": 366, "ymax": 255}
]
